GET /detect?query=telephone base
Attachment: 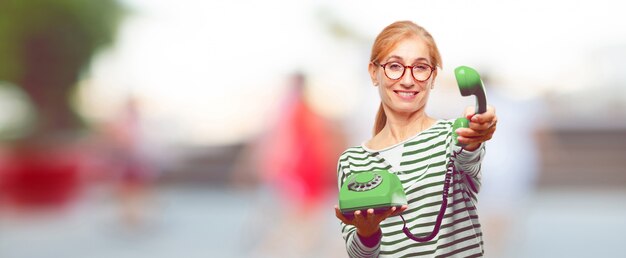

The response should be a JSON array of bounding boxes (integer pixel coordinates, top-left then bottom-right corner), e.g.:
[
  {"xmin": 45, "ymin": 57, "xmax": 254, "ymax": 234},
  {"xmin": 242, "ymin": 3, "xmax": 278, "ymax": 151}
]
[{"xmin": 341, "ymin": 205, "xmax": 405, "ymax": 220}]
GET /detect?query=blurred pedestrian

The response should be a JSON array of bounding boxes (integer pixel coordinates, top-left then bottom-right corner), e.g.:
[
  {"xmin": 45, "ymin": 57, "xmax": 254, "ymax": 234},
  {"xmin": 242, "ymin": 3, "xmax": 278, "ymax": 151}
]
[
  {"xmin": 233, "ymin": 73, "xmax": 347, "ymax": 257},
  {"xmin": 104, "ymin": 96, "xmax": 156, "ymax": 229}
]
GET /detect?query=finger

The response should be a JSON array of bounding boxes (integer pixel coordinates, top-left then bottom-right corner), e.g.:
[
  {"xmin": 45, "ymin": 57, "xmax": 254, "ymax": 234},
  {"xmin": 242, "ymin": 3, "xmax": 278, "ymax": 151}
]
[
  {"xmin": 458, "ymin": 119, "xmax": 497, "ymax": 136},
  {"xmin": 372, "ymin": 207, "xmax": 395, "ymax": 224},
  {"xmin": 470, "ymin": 106, "xmax": 496, "ymax": 123},
  {"xmin": 457, "ymin": 126, "xmax": 495, "ymax": 143},
  {"xmin": 366, "ymin": 208, "xmax": 376, "ymax": 224},
  {"xmin": 457, "ymin": 134, "xmax": 493, "ymax": 145},
  {"xmin": 353, "ymin": 210, "xmax": 365, "ymax": 225},
  {"xmin": 456, "ymin": 128, "xmax": 486, "ymax": 138},
  {"xmin": 334, "ymin": 205, "xmax": 352, "ymax": 225},
  {"xmin": 463, "ymin": 106, "xmax": 476, "ymax": 119},
  {"xmin": 469, "ymin": 119, "xmax": 495, "ymax": 131},
  {"xmin": 382, "ymin": 206, "xmax": 396, "ymax": 219},
  {"xmin": 390, "ymin": 205, "xmax": 408, "ymax": 216}
]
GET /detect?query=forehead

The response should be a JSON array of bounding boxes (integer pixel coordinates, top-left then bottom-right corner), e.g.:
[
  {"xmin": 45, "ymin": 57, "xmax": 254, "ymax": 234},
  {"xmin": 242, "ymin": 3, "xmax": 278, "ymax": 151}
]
[{"xmin": 384, "ymin": 36, "xmax": 430, "ymax": 63}]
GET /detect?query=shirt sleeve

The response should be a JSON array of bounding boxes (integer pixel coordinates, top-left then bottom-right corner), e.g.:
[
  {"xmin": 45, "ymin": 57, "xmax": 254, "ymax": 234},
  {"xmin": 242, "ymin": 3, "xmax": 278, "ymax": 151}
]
[
  {"xmin": 452, "ymin": 142, "xmax": 485, "ymax": 193},
  {"xmin": 337, "ymin": 157, "xmax": 381, "ymax": 258}
]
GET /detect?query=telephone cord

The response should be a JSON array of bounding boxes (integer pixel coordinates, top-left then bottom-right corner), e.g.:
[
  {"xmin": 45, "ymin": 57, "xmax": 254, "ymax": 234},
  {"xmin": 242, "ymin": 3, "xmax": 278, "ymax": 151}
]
[{"xmin": 400, "ymin": 146, "xmax": 464, "ymax": 242}]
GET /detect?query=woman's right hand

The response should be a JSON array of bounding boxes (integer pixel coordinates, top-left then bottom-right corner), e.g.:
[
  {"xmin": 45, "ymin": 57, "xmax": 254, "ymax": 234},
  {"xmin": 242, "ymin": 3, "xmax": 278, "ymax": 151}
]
[{"xmin": 334, "ymin": 205, "xmax": 408, "ymax": 237}]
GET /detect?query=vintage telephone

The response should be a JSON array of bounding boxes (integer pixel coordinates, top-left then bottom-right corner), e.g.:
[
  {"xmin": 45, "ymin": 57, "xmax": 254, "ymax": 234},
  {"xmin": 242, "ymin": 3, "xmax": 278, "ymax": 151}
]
[{"xmin": 338, "ymin": 66, "xmax": 488, "ymax": 242}]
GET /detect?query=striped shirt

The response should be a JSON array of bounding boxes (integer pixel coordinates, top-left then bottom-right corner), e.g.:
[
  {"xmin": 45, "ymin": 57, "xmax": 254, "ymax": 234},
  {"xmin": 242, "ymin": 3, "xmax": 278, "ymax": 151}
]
[{"xmin": 337, "ymin": 119, "xmax": 485, "ymax": 257}]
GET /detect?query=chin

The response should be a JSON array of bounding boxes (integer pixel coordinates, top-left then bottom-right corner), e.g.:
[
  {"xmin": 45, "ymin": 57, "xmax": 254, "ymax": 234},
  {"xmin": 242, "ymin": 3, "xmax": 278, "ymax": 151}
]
[{"xmin": 389, "ymin": 104, "xmax": 421, "ymax": 114}]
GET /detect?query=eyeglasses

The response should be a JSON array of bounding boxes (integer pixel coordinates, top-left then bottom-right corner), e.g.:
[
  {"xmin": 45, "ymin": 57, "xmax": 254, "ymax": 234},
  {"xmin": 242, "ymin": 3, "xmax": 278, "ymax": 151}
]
[{"xmin": 376, "ymin": 62, "xmax": 435, "ymax": 82}]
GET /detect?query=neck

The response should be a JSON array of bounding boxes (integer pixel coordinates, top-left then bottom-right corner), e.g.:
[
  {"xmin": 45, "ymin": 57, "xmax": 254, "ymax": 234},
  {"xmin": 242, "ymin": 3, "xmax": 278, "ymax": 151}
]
[{"xmin": 381, "ymin": 108, "xmax": 431, "ymax": 145}]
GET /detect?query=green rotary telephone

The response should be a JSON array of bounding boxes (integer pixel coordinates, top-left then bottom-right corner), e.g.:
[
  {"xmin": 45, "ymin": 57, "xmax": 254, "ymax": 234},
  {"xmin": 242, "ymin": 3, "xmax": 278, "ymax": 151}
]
[{"xmin": 338, "ymin": 170, "xmax": 406, "ymax": 219}]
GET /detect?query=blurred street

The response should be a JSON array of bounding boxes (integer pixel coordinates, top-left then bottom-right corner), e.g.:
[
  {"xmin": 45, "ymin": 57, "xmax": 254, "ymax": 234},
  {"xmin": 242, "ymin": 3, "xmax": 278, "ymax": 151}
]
[
  {"xmin": 0, "ymin": 185, "xmax": 345, "ymax": 258},
  {"xmin": 1, "ymin": 185, "xmax": 625, "ymax": 258}
]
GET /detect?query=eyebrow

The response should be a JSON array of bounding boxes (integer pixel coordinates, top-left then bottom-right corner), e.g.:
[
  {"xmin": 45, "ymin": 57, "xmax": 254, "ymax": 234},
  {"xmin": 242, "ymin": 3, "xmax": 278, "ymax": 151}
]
[{"xmin": 385, "ymin": 55, "xmax": 430, "ymax": 64}]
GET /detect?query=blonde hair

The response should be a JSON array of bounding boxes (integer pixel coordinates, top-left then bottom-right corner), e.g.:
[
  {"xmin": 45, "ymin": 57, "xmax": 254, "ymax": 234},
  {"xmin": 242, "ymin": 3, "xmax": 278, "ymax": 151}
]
[{"xmin": 370, "ymin": 21, "xmax": 442, "ymax": 136}]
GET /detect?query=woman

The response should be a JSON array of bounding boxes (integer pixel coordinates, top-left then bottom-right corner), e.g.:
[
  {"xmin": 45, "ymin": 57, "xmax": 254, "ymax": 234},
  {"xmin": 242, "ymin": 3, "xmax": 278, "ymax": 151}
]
[{"xmin": 334, "ymin": 21, "xmax": 497, "ymax": 257}]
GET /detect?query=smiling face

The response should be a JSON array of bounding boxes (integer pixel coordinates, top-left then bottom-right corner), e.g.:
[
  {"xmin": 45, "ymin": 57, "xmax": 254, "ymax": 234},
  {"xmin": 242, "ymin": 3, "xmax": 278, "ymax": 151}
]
[{"xmin": 369, "ymin": 35, "xmax": 436, "ymax": 117}]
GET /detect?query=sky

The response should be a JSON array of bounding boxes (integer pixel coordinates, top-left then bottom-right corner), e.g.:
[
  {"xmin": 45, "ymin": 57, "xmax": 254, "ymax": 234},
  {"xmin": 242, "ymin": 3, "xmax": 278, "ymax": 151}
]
[{"xmin": 75, "ymin": 0, "xmax": 626, "ymax": 146}]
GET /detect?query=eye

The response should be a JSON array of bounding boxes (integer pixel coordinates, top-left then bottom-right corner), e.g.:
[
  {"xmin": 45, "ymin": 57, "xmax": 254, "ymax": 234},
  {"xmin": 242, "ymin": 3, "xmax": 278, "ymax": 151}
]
[
  {"xmin": 413, "ymin": 64, "xmax": 431, "ymax": 72},
  {"xmin": 387, "ymin": 62, "xmax": 404, "ymax": 71}
]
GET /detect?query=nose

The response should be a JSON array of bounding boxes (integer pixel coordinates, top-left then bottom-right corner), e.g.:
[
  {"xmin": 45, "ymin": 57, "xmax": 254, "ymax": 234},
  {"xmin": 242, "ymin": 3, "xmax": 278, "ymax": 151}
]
[{"xmin": 399, "ymin": 67, "xmax": 414, "ymax": 88}]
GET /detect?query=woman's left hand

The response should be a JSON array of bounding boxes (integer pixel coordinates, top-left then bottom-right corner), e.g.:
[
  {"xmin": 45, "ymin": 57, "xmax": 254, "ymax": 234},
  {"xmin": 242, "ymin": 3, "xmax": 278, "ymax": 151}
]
[{"xmin": 455, "ymin": 105, "xmax": 497, "ymax": 151}]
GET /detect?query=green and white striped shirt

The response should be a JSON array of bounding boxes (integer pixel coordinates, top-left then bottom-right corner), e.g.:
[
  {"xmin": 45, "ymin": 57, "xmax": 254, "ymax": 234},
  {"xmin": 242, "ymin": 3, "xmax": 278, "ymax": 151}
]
[{"xmin": 338, "ymin": 119, "xmax": 485, "ymax": 257}]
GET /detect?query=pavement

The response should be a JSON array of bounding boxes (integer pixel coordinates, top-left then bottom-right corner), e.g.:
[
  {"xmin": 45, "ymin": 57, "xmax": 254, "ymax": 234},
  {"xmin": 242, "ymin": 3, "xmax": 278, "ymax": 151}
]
[{"xmin": 1, "ymin": 186, "xmax": 625, "ymax": 258}]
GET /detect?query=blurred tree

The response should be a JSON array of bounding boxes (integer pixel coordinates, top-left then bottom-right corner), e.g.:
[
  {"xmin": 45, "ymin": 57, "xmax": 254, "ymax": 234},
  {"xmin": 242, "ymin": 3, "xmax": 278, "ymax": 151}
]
[{"xmin": 0, "ymin": 0, "xmax": 123, "ymax": 141}]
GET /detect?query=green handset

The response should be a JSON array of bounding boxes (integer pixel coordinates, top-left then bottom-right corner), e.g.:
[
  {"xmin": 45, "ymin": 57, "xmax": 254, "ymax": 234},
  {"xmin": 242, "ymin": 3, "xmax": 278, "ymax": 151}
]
[
  {"xmin": 451, "ymin": 66, "xmax": 488, "ymax": 146},
  {"xmin": 337, "ymin": 66, "xmax": 488, "ymax": 242}
]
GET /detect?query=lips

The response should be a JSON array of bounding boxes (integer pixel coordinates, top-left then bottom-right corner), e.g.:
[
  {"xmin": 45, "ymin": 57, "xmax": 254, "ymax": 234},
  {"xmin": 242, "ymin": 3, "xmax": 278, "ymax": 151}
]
[{"xmin": 394, "ymin": 90, "xmax": 419, "ymax": 100}]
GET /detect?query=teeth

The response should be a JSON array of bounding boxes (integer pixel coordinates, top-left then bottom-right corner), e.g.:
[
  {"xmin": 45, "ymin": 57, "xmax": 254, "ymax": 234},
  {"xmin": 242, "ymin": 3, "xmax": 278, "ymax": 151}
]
[{"xmin": 397, "ymin": 91, "xmax": 417, "ymax": 97}]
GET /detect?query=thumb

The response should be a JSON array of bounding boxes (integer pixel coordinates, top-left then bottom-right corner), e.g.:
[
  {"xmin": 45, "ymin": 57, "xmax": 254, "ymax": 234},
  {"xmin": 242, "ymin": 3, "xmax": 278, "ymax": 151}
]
[
  {"xmin": 463, "ymin": 106, "xmax": 476, "ymax": 120},
  {"xmin": 334, "ymin": 205, "xmax": 352, "ymax": 224}
]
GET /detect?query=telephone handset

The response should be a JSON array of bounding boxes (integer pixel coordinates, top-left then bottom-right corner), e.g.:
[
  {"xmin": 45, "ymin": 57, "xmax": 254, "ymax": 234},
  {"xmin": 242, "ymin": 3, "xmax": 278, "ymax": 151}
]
[
  {"xmin": 338, "ymin": 66, "xmax": 488, "ymax": 242},
  {"xmin": 451, "ymin": 66, "xmax": 488, "ymax": 146}
]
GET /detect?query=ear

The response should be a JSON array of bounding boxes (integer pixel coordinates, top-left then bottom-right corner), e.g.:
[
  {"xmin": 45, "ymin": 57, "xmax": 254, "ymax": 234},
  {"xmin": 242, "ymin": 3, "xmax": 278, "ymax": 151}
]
[{"xmin": 368, "ymin": 62, "xmax": 380, "ymax": 86}]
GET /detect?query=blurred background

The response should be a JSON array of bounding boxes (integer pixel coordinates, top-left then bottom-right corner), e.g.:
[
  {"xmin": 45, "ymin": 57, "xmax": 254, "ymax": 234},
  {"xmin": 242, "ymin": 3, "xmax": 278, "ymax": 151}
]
[{"xmin": 1, "ymin": 0, "xmax": 625, "ymax": 257}]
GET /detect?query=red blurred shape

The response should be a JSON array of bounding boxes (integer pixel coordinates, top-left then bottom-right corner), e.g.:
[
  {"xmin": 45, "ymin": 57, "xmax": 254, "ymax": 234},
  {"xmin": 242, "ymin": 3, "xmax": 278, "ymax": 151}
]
[{"xmin": 1, "ymin": 148, "xmax": 81, "ymax": 208}]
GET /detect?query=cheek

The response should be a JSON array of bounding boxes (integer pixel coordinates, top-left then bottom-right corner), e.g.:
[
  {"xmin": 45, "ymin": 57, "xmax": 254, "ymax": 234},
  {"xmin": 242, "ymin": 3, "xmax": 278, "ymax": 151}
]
[
  {"xmin": 421, "ymin": 78, "xmax": 434, "ymax": 90},
  {"xmin": 376, "ymin": 71, "xmax": 386, "ymax": 85},
  {"xmin": 380, "ymin": 76, "xmax": 397, "ymax": 89},
  {"xmin": 378, "ymin": 84, "xmax": 388, "ymax": 98},
  {"xmin": 379, "ymin": 81, "xmax": 395, "ymax": 96},
  {"xmin": 378, "ymin": 84, "xmax": 394, "ymax": 104}
]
